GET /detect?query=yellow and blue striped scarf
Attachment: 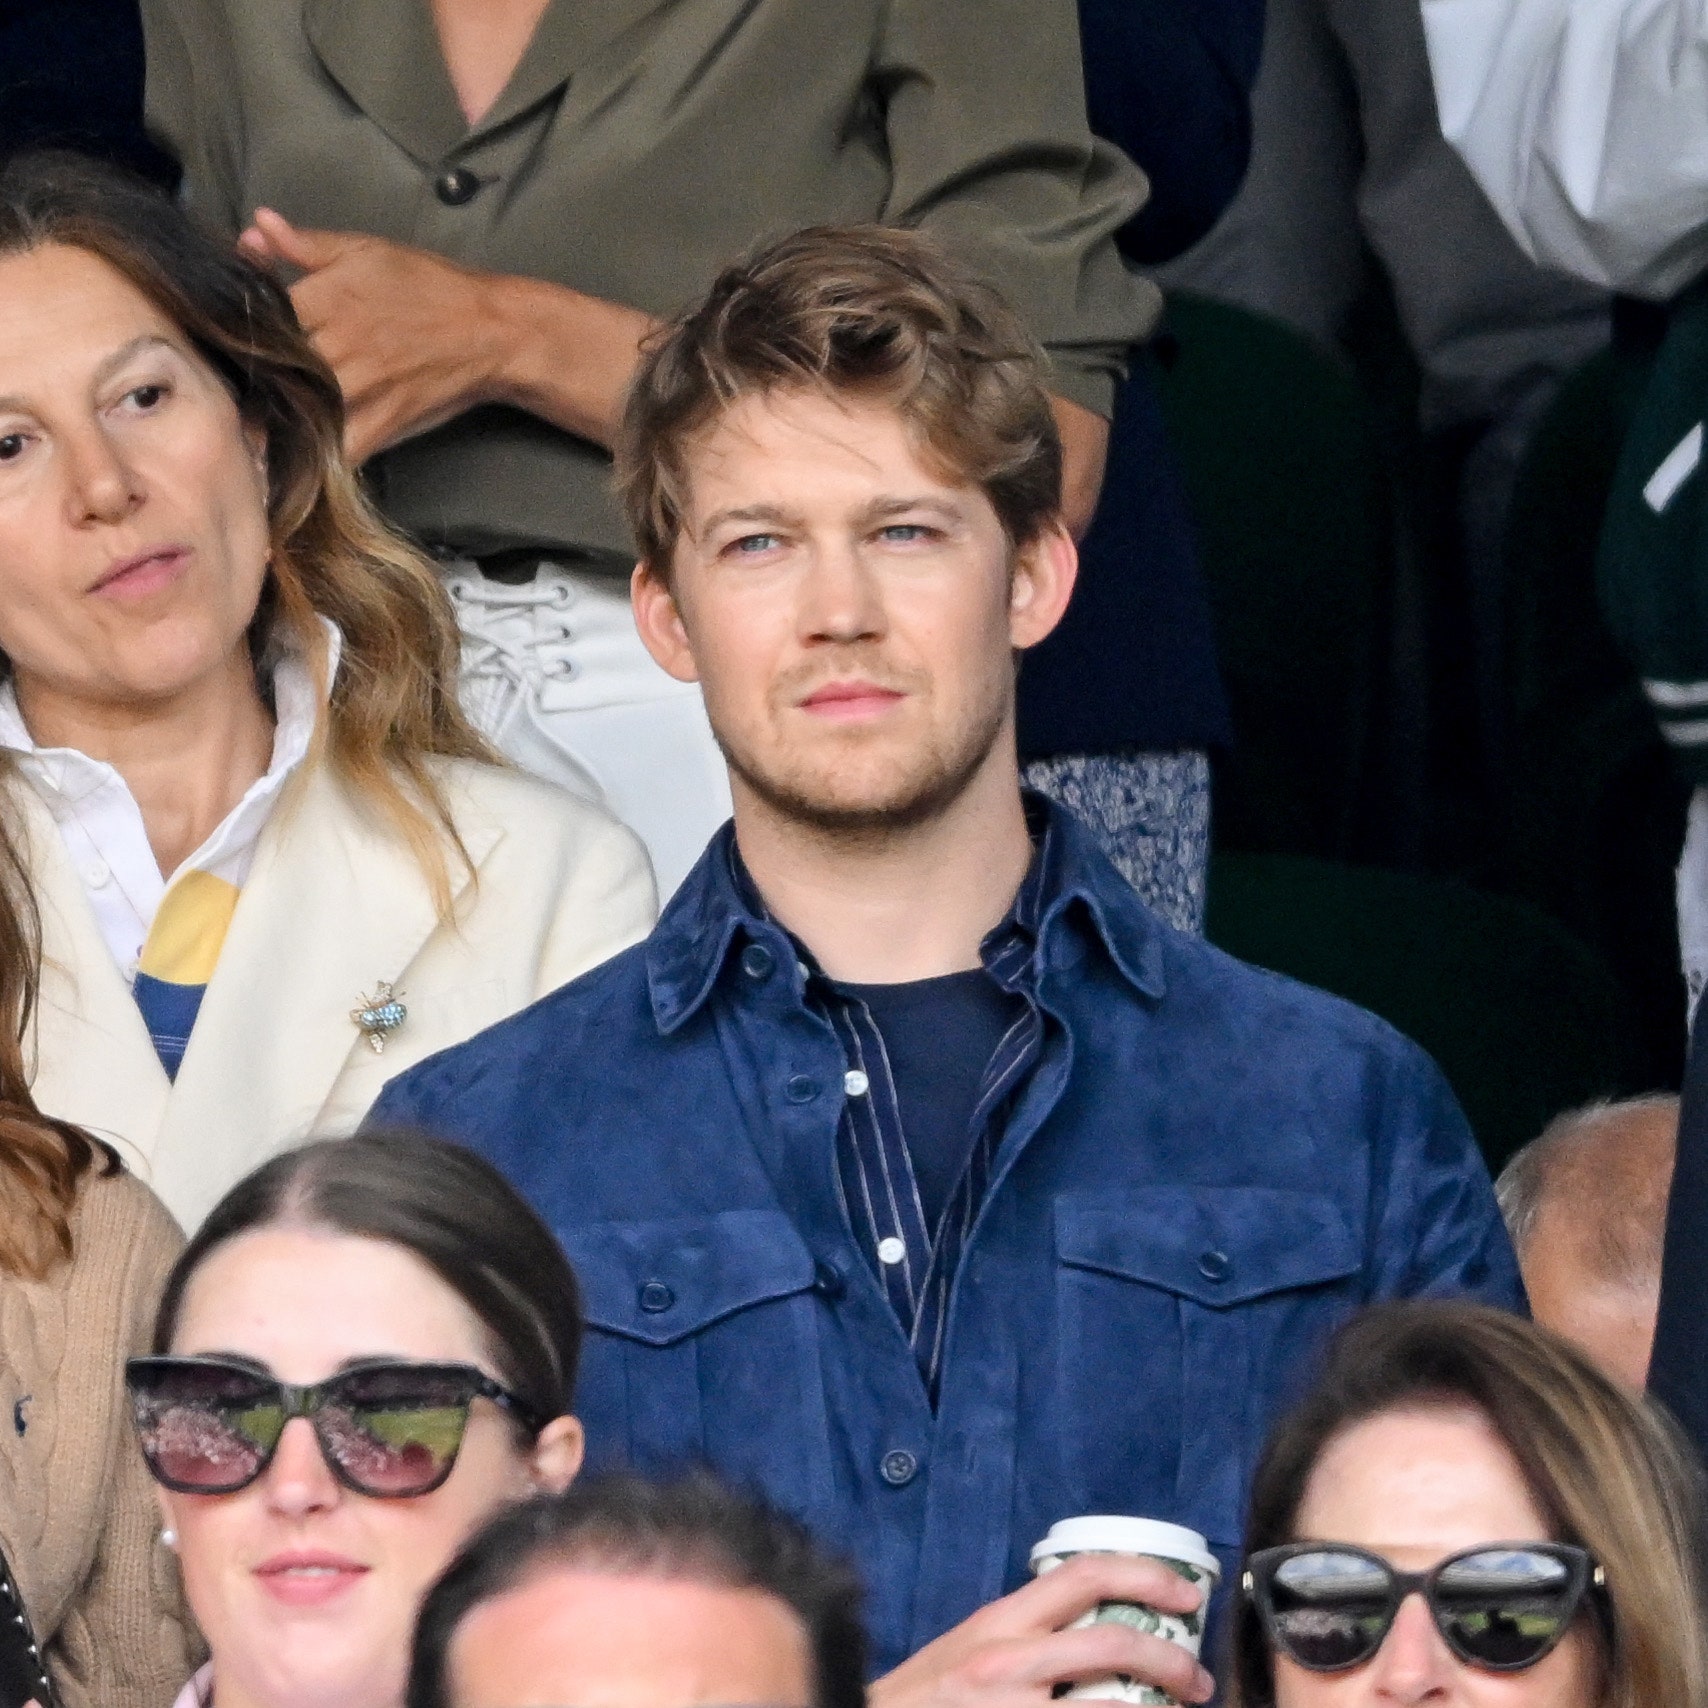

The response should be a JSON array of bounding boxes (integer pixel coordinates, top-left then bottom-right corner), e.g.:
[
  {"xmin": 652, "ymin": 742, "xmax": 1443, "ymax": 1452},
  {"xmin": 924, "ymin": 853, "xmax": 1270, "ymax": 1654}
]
[{"xmin": 130, "ymin": 869, "xmax": 244, "ymax": 1080}]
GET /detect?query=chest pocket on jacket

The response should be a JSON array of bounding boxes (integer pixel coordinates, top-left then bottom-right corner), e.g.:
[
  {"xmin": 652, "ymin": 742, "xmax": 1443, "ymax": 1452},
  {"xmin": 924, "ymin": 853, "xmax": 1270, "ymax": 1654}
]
[
  {"xmin": 1053, "ymin": 1187, "xmax": 1361, "ymax": 1549},
  {"xmin": 561, "ymin": 1210, "xmax": 833, "ymax": 1515}
]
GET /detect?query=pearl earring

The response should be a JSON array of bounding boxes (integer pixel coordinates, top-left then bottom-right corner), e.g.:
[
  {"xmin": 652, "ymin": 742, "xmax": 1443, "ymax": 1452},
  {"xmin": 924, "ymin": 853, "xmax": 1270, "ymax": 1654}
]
[{"xmin": 159, "ymin": 1528, "xmax": 177, "ymax": 1550}]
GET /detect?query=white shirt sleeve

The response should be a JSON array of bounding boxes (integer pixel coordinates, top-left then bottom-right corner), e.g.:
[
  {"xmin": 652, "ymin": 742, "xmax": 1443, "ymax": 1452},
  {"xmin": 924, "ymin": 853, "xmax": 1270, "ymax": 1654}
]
[{"xmin": 1423, "ymin": 0, "xmax": 1708, "ymax": 296}]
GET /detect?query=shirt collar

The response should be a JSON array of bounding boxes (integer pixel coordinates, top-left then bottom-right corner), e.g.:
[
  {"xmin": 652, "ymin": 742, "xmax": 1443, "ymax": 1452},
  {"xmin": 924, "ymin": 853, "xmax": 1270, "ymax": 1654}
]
[
  {"xmin": 0, "ymin": 618, "xmax": 341, "ymax": 856},
  {"xmin": 645, "ymin": 791, "xmax": 1168, "ymax": 1034}
]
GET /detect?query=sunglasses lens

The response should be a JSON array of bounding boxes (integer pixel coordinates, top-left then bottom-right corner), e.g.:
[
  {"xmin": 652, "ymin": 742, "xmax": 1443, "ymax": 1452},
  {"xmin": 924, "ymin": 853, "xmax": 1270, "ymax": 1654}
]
[
  {"xmin": 130, "ymin": 1363, "xmax": 283, "ymax": 1493},
  {"xmin": 1267, "ymin": 1550, "xmax": 1397, "ymax": 1671},
  {"xmin": 317, "ymin": 1367, "xmax": 476, "ymax": 1496},
  {"xmin": 1434, "ymin": 1549, "xmax": 1579, "ymax": 1669}
]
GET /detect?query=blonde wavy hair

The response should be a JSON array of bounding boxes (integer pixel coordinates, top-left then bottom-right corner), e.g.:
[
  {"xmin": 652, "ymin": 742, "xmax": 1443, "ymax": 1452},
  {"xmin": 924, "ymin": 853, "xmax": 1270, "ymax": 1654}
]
[
  {"xmin": 0, "ymin": 151, "xmax": 496, "ymax": 1276},
  {"xmin": 1228, "ymin": 1301, "xmax": 1708, "ymax": 1708}
]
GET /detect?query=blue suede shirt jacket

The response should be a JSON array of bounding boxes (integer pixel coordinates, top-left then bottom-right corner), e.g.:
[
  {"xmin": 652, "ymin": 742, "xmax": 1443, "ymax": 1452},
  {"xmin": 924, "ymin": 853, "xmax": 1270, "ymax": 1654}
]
[{"xmin": 370, "ymin": 802, "xmax": 1523, "ymax": 1674}]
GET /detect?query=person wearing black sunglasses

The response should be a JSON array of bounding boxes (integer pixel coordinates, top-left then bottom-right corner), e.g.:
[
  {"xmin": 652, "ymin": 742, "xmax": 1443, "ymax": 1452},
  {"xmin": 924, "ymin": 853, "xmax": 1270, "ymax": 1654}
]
[
  {"xmin": 125, "ymin": 1131, "xmax": 586, "ymax": 1708},
  {"xmin": 1226, "ymin": 1301, "xmax": 1708, "ymax": 1708}
]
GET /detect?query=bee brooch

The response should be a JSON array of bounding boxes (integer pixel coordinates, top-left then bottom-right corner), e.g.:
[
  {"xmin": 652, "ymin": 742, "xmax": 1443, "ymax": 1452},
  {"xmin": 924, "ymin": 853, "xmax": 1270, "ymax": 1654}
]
[{"xmin": 352, "ymin": 981, "xmax": 408, "ymax": 1054}]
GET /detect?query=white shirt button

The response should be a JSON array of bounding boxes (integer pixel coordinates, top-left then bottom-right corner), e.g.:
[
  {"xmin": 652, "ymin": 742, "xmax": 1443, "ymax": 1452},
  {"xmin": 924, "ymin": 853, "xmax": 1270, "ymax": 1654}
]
[
  {"xmin": 82, "ymin": 860, "xmax": 111, "ymax": 888},
  {"xmin": 844, "ymin": 1070, "xmax": 870, "ymax": 1097},
  {"xmin": 877, "ymin": 1237, "xmax": 907, "ymax": 1266}
]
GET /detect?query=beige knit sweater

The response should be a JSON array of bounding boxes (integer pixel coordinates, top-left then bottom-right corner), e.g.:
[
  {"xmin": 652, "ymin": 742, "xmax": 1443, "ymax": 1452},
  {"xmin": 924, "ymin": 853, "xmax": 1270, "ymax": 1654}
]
[{"xmin": 0, "ymin": 1166, "xmax": 196, "ymax": 1708}]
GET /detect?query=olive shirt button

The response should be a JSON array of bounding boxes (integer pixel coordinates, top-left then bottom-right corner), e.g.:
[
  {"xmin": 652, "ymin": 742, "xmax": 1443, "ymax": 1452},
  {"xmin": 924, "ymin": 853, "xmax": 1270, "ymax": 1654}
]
[
  {"xmin": 741, "ymin": 943, "xmax": 775, "ymax": 980},
  {"xmin": 638, "ymin": 1281, "xmax": 675, "ymax": 1313},
  {"xmin": 1198, "ymin": 1249, "xmax": 1232, "ymax": 1282},
  {"xmin": 434, "ymin": 167, "xmax": 481, "ymax": 205},
  {"xmin": 880, "ymin": 1449, "xmax": 919, "ymax": 1487}
]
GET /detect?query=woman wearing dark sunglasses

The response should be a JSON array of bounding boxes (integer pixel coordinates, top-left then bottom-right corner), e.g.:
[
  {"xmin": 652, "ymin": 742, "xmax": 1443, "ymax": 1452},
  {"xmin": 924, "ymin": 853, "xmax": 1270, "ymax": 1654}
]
[
  {"xmin": 1227, "ymin": 1300, "xmax": 1708, "ymax": 1708},
  {"xmin": 125, "ymin": 1130, "xmax": 585, "ymax": 1708}
]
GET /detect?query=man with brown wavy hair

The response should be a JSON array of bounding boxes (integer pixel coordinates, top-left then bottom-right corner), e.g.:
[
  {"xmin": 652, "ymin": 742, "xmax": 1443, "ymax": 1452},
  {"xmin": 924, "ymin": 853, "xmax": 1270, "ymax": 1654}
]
[{"xmin": 373, "ymin": 225, "xmax": 1522, "ymax": 1708}]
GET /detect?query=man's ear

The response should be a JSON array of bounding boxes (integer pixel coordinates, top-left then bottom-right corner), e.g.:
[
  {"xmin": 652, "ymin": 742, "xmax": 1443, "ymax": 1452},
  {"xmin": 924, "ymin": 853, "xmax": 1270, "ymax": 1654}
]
[
  {"xmin": 631, "ymin": 560, "xmax": 701, "ymax": 685},
  {"xmin": 1008, "ymin": 522, "xmax": 1078, "ymax": 650}
]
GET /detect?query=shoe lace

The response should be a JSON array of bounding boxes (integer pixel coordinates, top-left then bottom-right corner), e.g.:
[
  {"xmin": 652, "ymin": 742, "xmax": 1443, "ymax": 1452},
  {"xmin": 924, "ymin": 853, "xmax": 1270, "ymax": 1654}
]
[{"xmin": 448, "ymin": 576, "xmax": 577, "ymax": 684}]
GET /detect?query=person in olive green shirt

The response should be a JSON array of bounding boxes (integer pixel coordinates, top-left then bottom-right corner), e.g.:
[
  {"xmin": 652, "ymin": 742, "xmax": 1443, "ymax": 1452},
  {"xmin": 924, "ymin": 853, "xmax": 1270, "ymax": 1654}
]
[{"xmin": 141, "ymin": 0, "xmax": 1156, "ymax": 895}]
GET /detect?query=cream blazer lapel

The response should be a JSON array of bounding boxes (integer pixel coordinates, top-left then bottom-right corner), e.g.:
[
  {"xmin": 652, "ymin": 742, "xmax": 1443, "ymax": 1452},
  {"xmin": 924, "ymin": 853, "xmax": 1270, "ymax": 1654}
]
[
  {"xmin": 147, "ymin": 764, "xmax": 498, "ymax": 1223},
  {"xmin": 20, "ymin": 784, "xmax": 171, "ymax": 1174}
]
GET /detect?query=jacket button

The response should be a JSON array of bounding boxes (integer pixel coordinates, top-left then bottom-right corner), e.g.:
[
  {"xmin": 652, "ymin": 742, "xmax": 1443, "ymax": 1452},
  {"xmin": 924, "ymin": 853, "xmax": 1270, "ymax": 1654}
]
[
  {"xmin": 741, "ymin": 943, "xmax": 775, "ymax": 980},
  {"xmin": 638, "ymin": 1281, "xmax": 675, "ymax": 1313},
  {"xmin": 813, "ymin": 1259, "xmax": 847, "ymax": 1300},
  {"xmin": 435, "ymin": 167, "xmax": 481, "ymax": 205},
  {"xmin": 1198, "ymin": 1249, "xmax": 1232, "ymax": 1282},
  {"xmin": 880, "ymin": 1449, "xmax": 919, "ymax": 1487},
  {"xmin": 786, "ymin": 1074, "xmax": 819, "ymax": 1103}
]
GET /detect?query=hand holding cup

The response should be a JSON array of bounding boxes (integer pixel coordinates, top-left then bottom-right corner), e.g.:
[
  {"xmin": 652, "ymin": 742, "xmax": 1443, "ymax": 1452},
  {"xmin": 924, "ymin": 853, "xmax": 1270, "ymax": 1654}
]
[
  {"xmin": 1031, "ymin": 1517, "xmax": 1222, "ymax": 1707},
  {"xmin": 870, "ymin": 1546, "xmax": 1213, "ymax": 1708}
]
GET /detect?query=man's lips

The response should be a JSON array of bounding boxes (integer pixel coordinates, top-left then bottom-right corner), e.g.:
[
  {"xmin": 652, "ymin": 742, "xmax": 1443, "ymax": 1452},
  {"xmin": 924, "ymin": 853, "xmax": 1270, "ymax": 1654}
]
[
  {"xmin": 253, "ymin": 1549, "xmax": 370, "ymax": 1607},
  {"xmin": 89, "ymin": 545, "xmax": 191, "ymax": 600},
  {"xmin": 798, "ymin": 680, "xmax": 907, "ymax": 721}
]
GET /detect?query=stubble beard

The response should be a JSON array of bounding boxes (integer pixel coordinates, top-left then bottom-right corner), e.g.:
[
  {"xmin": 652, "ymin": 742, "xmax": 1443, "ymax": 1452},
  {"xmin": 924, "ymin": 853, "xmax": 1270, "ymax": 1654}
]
[{"xmin": 714, "ymin": 687, "xmax": 1012, "ymax": 848}]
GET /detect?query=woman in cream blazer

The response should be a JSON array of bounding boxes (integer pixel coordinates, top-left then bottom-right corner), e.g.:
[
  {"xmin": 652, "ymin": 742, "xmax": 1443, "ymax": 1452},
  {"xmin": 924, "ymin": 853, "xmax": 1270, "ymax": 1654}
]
[
  {"xmin": 0, "ymin": 155, "xmax": 655, "ymax": 1233},
  {"xmin": 24, "ymin": 757, "xmax": 649, "ymax": 1231}
]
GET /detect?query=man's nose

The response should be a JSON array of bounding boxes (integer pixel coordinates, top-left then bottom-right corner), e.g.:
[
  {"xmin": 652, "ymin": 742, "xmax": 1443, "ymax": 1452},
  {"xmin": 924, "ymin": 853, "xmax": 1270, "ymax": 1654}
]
[
  {"xmin": 1366, "ymin": 1593, "xmax": 1457, "ymax": 1703},
  {"xmin": 798, "ymin": 539, "xmax": 884, "ymax": 643}
]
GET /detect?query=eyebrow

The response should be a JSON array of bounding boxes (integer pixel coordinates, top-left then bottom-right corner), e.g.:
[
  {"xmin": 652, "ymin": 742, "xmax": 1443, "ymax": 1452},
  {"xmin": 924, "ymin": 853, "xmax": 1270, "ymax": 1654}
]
[
  {"xmin": 695, "ymin": 493, "xmax": 969, "ymax": 538},
  {"xmin": 0, "ymin": 333, "xmax": 179, "ymax": 415},
  {"xmin": 854, "ymin": 494, "xmax": 969, "ymax": 527},
  {"xmin": 696, "ymin": 502, "xmax": 802, "ymax": 538}
]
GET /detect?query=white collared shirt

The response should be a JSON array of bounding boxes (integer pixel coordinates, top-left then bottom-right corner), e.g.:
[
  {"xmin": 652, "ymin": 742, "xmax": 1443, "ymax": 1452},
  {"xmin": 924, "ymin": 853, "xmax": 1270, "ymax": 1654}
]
[{"xmin": 0, "ymin": 622, "xmax": 340, "ymax": 982}]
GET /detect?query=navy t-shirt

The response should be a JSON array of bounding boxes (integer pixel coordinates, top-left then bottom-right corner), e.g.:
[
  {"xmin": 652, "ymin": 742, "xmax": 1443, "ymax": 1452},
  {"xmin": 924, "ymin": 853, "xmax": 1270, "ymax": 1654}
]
[{"xmin": 833, "ymin": 970, "xmax": 1023, "ymax": 1234}]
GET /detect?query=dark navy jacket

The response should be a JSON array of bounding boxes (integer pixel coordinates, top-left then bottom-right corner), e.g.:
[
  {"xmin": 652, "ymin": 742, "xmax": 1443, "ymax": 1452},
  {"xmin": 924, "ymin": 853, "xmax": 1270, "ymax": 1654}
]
[
  {"xmin": 1080, "ymin": 0, "xmax": 1266, "ymax": 267},
  {"xmin": 1017, "ymin": 0, "xmax": 1263, "ymax": 758},
  {"xmin": 2, "ymin": 0, "xmax": 175, "ymax": 183},
  {"xmin": 371, "ymin": 805, "xmax": 1522, "ymax": 1672}
]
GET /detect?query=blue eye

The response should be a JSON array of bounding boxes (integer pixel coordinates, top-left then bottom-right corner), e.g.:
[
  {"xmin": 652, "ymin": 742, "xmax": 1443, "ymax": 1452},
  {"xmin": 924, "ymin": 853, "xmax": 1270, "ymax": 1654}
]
[
  {"xmin": 879, "ymin": 524, "xmax": 932, "ymax": 543},
  {"xmin": 731, "ymin": 533, "xmax": 780, "ymax": 554}
]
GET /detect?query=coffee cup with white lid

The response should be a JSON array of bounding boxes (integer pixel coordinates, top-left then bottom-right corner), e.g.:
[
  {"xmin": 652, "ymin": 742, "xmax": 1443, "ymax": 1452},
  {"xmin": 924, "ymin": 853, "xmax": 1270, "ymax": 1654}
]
[{"xmin": 1030, "ymin": 1516, "xmax": 1221, "ymax": 1707}]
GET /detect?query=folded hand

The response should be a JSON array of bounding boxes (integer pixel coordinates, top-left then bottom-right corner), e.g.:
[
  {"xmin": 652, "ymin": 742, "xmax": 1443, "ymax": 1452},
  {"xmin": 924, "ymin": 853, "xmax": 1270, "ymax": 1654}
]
[{"xmin": 240, "ymin": 207, "xmax": 511, "ymax": 465}]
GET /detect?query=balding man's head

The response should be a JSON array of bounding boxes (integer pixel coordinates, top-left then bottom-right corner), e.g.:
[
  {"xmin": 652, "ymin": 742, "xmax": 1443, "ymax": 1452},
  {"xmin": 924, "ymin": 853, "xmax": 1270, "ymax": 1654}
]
[{"xmin": 1496, "ymin": 1094, "xmax": 1678, "ymax": 1388}]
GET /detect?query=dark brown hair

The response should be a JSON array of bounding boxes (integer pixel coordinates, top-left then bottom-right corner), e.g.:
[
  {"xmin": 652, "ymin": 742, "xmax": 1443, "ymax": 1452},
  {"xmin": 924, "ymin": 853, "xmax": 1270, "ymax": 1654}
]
[
  {"xmin": 0, "ymin": 151, "xmax": 495, "ymax": 1274},
  {"xmin": 154, "ymin": 1131, "xmax": 583, "ymax": 1426},
  {"xmin": 408, "ymin": 1474, "xmax": 866, "ymax": 1708},
  {"xmin": 616, "ymin": 223, "xmax": 1063, "ymax": 573},
  {"xmin": 1227, "ymin": 1301, "xmax": 1708, "ymax": 1708}
]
